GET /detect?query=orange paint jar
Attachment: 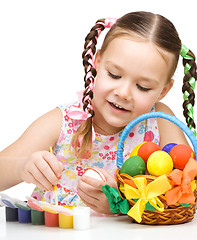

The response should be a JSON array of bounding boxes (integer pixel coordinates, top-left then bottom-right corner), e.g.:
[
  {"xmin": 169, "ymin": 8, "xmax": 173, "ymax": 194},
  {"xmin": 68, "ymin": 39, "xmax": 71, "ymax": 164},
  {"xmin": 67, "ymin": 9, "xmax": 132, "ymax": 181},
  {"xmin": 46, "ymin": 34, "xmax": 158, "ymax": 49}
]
[{"xmin": 44, "ymin": 211, "xmax": 59, "ymax": 227}]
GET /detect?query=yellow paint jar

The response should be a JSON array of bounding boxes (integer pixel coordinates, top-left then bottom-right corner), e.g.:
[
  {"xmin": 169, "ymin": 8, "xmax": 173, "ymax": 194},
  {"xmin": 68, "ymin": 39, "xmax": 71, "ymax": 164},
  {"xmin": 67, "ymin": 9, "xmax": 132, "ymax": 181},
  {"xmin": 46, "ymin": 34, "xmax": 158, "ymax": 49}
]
[{"xmin": 58, "ymin": 205, "xmax": 73, "ymax": 228}]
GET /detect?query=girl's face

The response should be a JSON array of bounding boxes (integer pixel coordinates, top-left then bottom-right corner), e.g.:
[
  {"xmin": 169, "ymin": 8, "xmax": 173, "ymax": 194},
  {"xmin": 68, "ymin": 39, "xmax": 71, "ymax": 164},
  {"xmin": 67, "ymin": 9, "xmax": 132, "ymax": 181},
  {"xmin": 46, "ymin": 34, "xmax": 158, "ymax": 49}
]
[{"xmin": 92, "ymin": 37, "xmax": 174, "ymax": 135}]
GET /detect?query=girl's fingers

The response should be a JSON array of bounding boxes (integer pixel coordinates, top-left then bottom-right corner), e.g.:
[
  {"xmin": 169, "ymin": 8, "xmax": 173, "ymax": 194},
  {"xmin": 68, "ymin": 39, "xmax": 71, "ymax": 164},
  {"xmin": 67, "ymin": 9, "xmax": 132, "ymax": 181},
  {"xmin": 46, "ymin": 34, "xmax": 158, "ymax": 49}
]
[
  {"xmin": 78, "ymin": 184, "xmax": 111, "ymax": 214},
  {"xmin": 77, "ymin": 184, "xmax": 98, "ymax": 207},
  {"xmin": 78, "ymin": 179, "xmax": 98, "ymax": 198},
  {"xmin": 19, "ymin": 151, "xmax": 63, "ymax": 189},
  {"xmin": 27, "ymin": 163, "xmax": 53, "ymax": 190},
  {"xmin": 42, "ymin": 151, "xmax": 64, "ymax": 177},
  {"xmin": 23, "ymin": 171, "xmax": 51, "ymax": 191},
  {"xmin": 80, "ymin": 175, "xmax": 105, "ymax": 191},
  {"xmin": 34, "ymin": 160, "xmax": 58, "ymax": 186}
]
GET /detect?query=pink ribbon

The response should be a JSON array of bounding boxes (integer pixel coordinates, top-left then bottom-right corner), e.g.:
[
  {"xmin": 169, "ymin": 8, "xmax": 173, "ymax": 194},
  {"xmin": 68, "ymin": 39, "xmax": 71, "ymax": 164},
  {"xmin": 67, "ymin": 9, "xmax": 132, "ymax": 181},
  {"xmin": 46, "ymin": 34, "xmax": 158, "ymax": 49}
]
[
  {"xmin": 67, "ymin": 91, "xmax": 95, "ymax": 145},
  {"xmin": 104, "ymin": 18, "xmax": 117, "ymax": 28},
  {"xmin": 97, "ymin": 18, "xmax": 117, "ymax": 29},
  {"xmin": 67, "ymin": 105, "xmax": 91, "ymax": 121}
]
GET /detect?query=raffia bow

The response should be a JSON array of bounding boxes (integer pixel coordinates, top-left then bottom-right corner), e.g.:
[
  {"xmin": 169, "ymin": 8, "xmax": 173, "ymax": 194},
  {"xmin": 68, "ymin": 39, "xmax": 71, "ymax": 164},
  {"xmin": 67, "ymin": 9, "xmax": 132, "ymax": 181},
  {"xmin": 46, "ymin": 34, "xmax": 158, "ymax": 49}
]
[
  {"xmin": 166, "ymin": 158, "xmax": 197, "ymax": 205},
  {"xmin": 120, "ymin": 175, "xmax": 172, "ymax": 223},
  {"xmin": 102, "ymin": 185, "xmax": 129, "ymax": 214}
]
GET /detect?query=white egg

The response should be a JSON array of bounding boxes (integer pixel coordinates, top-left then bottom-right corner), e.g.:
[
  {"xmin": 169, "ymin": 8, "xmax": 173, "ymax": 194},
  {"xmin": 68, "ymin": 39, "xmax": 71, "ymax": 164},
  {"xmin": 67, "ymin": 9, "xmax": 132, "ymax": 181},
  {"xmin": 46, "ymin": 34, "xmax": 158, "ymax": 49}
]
[{"xmin": 83, "ymin": 168, "xmax": 106, "ymax": 182}]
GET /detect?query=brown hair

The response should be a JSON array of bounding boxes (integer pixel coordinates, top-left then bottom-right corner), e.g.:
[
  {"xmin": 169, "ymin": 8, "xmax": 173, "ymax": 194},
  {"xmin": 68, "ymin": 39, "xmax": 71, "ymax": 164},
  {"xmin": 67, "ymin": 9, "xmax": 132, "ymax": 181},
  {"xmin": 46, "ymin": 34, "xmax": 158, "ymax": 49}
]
[{"xmin": 71, "ymin": 11, "xmax": 197, "ymax": 158}]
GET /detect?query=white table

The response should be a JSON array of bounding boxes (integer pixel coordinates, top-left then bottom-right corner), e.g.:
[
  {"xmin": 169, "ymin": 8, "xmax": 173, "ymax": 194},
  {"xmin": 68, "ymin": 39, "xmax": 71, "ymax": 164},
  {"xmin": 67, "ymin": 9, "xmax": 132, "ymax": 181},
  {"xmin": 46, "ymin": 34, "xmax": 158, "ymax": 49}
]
[{"xmin": 0, "ymin": 207, "xmax": 197, "ymax": 240}]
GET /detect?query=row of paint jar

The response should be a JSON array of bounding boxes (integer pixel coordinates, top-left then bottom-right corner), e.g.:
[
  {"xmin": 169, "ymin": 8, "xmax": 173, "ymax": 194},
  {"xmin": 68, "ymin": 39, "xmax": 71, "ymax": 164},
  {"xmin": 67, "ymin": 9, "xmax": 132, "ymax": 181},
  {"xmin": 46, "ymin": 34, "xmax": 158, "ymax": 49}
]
[{"xmin": 5, "ymin": 206, "xmax": 90, "ymax": 230}]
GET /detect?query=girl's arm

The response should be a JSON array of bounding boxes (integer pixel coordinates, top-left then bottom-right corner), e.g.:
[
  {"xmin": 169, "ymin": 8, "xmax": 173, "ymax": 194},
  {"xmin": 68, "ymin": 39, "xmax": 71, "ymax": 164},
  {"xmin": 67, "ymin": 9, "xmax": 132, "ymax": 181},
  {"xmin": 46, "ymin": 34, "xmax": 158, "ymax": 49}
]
[
  {"xmin": 0, "ymin": 108, "xmax": 63, "ymax": 191},
  {"xmin": 155, "ymin": 102, "xmax": 190, "ymax": 148}
]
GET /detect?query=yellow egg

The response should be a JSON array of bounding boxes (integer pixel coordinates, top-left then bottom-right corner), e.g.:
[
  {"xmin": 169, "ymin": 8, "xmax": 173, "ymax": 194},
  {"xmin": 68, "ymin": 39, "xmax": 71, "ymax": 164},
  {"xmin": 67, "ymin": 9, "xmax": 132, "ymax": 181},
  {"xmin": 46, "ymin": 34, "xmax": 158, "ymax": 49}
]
[
  {"xmin": 130, "ymin": 142, "xmax": 146, "ymax": 157},
  {"xmin": 147, "ymin": 151, "xmax": 173, "ymax": 176}
]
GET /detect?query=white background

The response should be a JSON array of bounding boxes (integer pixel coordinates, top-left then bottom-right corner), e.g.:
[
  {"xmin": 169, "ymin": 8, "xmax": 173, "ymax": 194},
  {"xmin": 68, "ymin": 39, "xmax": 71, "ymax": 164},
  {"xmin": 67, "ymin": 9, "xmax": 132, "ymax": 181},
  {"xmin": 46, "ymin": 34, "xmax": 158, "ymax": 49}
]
[{"xmin": 0, "ymin": 0, "xmax": 197, "ymax": 199}]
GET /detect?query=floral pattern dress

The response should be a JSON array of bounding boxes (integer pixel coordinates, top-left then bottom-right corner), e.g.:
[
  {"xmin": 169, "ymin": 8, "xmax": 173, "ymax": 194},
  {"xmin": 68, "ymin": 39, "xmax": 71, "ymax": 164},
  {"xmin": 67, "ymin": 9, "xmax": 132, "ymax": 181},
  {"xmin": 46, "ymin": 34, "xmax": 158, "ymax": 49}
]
[{"xmin": 31, "ymin": 101, "xmax": 159, "ymax": 206}]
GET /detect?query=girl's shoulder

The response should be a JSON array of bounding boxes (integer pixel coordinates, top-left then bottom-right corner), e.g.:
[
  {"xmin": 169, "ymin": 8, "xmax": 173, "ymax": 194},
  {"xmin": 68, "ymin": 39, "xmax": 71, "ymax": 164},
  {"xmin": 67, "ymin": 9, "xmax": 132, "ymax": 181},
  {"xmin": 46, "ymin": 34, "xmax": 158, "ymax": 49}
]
[{"xmin": 155, "ymin": 102, "xmax": 174, "ymax": 114}]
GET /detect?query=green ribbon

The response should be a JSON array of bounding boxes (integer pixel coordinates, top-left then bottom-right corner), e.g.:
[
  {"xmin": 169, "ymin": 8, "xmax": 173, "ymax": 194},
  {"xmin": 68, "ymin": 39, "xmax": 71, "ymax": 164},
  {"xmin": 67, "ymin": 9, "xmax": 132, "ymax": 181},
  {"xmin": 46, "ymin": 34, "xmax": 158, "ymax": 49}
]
[
  {"xmin": 184, "ymin": 55, "xmax": 194, "ymax": 60},
  {"xmin": 179, "ymin": 203, "xmax": 190, "ymax": 207},
  {"xmin": 184, "ymin": 90, "xmax": 190, "ymax": 100},
  {"xmin": 184, "ymin": 63, "xmax": 192, "ymax": 74},
  {"xmin": 133, "ymin": 198, "xmax": 157, "ymax": 211},
  {"xmin": 183, "ymin": 79, "xmax": 196, "ymax": 101},
  {"xmin": 189, "ymin": 77, "xmax": 196, "ymax": 90},
  {"xmin": 180, "ymin": 44, "xmax": 194, "ymax": 60},
  {"xmin": 186, "ymin": 103, "xmax": 194, "ymax": 115},
  {"xmin": 181, "ymin": 45, "xmax": 196, "ymax": 138},
  {"xmin": 185, "ymin": 101, "xmax": 196, "ymax": 137},
  {"xmin": 180, "ymin": 44, "xmax": 189, "ymax": 58},
  {"xmin": 102, "ymin": 185, "xmax": 130, "ymax": 214},
  {"xmin": 192, "ymin": 129, "xmax": 197, "ymax": 137}
]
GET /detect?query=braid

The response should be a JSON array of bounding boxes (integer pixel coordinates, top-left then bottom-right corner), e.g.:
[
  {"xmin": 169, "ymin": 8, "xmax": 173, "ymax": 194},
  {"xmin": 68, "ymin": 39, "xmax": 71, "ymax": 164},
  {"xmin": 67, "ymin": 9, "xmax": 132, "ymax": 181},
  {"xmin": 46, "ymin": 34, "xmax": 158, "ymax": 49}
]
[
  {"xmin": 181, "ymin": 45, "xmax": 197, "ymax": 137},
  {"xmin": 82, "ymin": 19, "xmax": 105, "ymax": 116},
  {"xmin": 72, "ymin": 18, "xmax": 117, "ymax": 158}
]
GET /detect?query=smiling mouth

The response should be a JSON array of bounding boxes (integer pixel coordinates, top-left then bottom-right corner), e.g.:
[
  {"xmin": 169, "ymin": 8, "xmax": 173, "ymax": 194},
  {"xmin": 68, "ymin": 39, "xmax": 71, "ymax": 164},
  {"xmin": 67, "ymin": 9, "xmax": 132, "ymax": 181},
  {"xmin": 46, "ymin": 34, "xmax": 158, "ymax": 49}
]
[{"xmin": 108, "ymin": 101, "xmax": 128, "ymax": 111}]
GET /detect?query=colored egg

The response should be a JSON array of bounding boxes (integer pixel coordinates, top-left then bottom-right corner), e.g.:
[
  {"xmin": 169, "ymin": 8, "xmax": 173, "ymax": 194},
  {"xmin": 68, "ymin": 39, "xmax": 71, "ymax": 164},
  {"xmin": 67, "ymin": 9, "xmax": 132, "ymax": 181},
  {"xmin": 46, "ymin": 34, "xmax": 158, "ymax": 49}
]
[
  {"xmin": 138, "ymin": 142, "xmax": 161, "ymax": 163},
  {"xmin": 162, "ymin": 143, "xmax": 177, "ymax": 154},
  {"xmin": 147, "ymin": 151, "xmax": 173, "ymax": 176},
  {"xmin": 169, "ymin": 144, "xmax": 195, "ymax": 170},
  {"xmin": 130, "ymin": 142, "xmax": 146, "ymax": 157},
  {"xmin": 83, "ymin": 168, "xmax": 106, "ymax": 182},
  {"xmin": 120, "ymin": 156, "xmax": 146, "ymax": 177}
]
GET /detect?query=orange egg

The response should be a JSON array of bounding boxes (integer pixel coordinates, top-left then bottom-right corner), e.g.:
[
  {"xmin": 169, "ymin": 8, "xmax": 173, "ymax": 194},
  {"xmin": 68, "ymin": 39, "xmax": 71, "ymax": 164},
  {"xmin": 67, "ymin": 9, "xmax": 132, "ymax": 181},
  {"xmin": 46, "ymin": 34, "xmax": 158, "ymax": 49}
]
[
  {"xmin": 169, "ymin": 144, "xmax": 195, "ymax": 170},
  {"xmin": 130, "ymin": 142, "xmax": 146, "ymax": 157},
  {"xmin": 138, "ymin": 142, "xmax": 161, "ymax": 163}
]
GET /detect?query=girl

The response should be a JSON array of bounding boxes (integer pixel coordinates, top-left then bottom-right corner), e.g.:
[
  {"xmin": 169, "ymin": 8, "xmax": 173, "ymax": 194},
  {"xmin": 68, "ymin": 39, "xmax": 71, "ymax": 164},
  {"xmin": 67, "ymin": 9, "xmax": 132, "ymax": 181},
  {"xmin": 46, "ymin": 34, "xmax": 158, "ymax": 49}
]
[{"xmin": 0, "ymin": 11, "xmax": 196, "ymax": 214}]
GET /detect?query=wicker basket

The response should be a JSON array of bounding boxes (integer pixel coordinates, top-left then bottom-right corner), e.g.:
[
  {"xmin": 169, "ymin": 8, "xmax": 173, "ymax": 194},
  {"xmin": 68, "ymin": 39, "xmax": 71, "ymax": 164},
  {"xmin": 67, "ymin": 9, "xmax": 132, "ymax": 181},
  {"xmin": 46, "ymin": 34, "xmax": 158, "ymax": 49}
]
[{"xmin": 116, "ymin": 112, "xmax": 197, "ymax": 225}]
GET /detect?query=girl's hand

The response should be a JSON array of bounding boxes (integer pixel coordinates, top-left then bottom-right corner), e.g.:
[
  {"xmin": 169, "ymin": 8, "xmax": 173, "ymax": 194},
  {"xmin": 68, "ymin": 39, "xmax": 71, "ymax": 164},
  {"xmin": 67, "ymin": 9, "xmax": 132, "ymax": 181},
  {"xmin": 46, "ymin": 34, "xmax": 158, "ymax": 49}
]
[
  {"xmin": 19, "ymin": 151, "xmax": 64, "ymax": 191},
  {"xmin": 77, "ymin": 167, "xmax": 118, "ymax": 214}
]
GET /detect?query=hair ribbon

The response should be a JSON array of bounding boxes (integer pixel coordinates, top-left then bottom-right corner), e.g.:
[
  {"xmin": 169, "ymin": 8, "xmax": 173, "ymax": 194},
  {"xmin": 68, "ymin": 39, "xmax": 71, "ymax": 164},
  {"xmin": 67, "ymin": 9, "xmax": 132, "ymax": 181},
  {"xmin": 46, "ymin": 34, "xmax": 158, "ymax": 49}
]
[{"xmin": 67, "ymin": 91, "xmax": 95, "ymax": 143}]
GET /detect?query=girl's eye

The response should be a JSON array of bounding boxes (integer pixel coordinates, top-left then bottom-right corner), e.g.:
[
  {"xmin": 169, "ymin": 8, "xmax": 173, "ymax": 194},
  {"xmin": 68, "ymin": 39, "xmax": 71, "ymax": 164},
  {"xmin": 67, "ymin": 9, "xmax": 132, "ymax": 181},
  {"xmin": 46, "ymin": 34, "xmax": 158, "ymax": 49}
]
[
  {"xmin": 137, "ymin": 84, "xmax": 151, "ymax": 92},
  {"xmin": 107, "ymin": 71, "xmax": 121, "ymax": 79}
]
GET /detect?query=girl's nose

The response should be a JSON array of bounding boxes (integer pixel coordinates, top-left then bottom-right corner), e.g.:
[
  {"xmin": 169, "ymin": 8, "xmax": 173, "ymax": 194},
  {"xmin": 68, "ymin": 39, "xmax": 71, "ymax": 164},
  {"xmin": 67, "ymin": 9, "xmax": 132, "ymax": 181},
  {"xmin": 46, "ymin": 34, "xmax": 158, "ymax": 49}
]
[{"xmin": 114, "ymin": 81, "xmax": 132, "ymax": 101}]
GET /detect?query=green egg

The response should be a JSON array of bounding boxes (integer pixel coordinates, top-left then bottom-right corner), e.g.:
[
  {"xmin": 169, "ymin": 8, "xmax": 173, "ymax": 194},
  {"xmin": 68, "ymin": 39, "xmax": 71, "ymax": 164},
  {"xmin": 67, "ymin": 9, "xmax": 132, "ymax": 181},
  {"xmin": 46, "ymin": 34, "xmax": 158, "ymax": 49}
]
[{"xmin": 120, "ymin": 156, "xmax": 146, "ymax": 177}]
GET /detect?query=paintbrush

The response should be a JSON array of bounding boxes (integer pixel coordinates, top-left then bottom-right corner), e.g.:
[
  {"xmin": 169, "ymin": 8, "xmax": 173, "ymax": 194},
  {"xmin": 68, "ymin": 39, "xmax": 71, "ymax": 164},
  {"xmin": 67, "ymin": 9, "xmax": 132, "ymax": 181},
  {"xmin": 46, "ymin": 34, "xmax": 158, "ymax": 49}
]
[{"xmin": 50, "ymin": 146, "xmax": 58, "ymax": 205}]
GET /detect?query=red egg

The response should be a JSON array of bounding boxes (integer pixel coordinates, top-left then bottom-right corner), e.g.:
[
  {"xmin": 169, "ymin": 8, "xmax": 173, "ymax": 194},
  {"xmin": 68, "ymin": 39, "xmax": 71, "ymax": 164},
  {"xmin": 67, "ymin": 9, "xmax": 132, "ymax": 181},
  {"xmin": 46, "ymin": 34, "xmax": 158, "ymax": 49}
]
[
  {"xmin": 137, "ymin": 142, "xmax": 161, "ymax": 163},
  {"xmin": 169, "ymin": 144, "xmax": 195, "ymax": 170}
]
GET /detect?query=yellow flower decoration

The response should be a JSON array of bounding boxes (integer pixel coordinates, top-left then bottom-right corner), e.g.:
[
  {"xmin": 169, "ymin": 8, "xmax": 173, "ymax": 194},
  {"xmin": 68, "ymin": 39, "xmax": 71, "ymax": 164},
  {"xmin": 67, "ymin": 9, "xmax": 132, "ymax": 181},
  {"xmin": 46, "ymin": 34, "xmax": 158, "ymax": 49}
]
[
  {"xmin": 65, "ymin": 170, "xmax": 77, "ymax": 179},
  {"xmin": 120, "ymin": 175, "xmax": 172, "ymax": 223}
]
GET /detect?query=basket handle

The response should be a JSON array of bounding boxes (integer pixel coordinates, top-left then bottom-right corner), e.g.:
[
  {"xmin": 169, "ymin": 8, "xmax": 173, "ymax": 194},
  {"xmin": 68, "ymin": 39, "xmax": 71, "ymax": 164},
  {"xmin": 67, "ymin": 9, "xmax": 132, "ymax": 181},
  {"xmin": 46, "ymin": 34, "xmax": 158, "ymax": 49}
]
[{"xmin": 116, "ymin": 112, "xmax": 197, "ymax": 168}]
